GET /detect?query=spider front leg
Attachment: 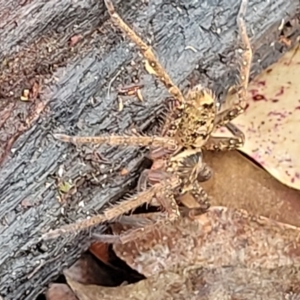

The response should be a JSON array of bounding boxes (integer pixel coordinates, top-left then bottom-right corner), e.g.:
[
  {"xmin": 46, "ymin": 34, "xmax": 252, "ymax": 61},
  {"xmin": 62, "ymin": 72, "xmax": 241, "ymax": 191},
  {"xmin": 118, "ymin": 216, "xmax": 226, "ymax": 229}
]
[
  {"xmin": 54, "ymin": 133, "xmax": 180, "ymax": 153},
  {"xmin": 202, "ymin": 0, "xmax": 251, "ymax": 152},
  {"xmin": 55, "ymin": 0, "xmax": 188, "ymax": 153},
  {"xmin": 203, "ymin": 122, "xmax": 245, "ymax": 151},
  {"xmin": 214, "ymin": 0, "xmax": 252, "ymax": 128},
  {"xmin": 104, "ymin": 0, "xmax": 187, "ymax": 141},
  {"xmin": 104, "ymin": 0, "xmax": 185, "ymax": 107}
]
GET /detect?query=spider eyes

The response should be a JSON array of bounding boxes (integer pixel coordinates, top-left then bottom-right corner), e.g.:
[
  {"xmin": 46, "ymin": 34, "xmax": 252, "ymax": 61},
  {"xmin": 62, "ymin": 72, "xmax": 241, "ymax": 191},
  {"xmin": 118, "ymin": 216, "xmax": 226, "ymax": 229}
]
[
  {"xmin": 202, "ymin": 103, "xmax": 214, "ymax": 109},
  {"xmin": 198, "ymin": 120, "xmax": 206, "ymax": 126}
]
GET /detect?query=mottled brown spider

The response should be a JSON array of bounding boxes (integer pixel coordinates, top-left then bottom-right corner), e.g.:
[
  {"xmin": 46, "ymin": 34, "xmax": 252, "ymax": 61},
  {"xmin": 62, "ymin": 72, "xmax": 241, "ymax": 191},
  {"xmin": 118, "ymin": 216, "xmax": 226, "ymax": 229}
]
[{"xmin": 44, "ymin": 0, "xmax": 252, "ymax": 239}]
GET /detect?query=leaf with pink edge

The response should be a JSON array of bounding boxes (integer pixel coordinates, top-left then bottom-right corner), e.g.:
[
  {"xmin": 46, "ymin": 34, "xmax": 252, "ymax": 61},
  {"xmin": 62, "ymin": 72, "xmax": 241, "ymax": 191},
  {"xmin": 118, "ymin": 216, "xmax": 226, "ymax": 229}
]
[{"xmin": 218, "ymin": 44, "xmax": 300, "ymax": 189}]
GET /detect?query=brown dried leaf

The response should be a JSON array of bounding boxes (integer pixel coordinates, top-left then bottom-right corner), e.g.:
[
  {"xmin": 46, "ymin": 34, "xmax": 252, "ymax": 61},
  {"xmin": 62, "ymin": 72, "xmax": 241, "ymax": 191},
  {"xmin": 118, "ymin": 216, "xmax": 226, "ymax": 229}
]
[
  {"xmin": 66, "ymin": 269, "xmax": 188, "ymax": 300},
  {"xmin": 45, "ymin": 283, "xmax": 77, "ymax": 300},
  {"xmin": 63, "ymin": 253, "xmax": 116, "ymax": 286},
  {"xmin": 89, "ymin": 242, "xmax": 110, "ymax": 264},
  {"xmin": 220, "ymin": 44, "xmax": 300, "ymax": 189},
  {"xmin": 112, "ymin": 207, "xmax": 300, "ymax": 277},
  {"xmin": 201, "ymin": 150, "xmax": 300, "ymax": 227},
  {"xmin": 66, "ymin": 265, "xmax": 300, "ymax": 300},
  {"xmin": 29, "ymin": 80, "xmax": 40, "ymax": 99}
]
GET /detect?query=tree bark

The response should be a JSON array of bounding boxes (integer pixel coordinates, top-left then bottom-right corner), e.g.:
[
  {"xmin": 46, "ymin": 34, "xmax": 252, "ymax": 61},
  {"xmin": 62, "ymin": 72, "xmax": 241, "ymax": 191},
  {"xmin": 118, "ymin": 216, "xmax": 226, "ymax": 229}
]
[{"xmin": 0, "ymin": 0, "xmax": 299, "ymax": 299}]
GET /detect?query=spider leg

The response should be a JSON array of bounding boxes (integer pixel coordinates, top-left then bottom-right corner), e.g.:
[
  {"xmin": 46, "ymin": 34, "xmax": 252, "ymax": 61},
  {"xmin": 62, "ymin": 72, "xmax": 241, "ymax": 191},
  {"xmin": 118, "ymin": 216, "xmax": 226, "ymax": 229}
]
[
  {"xmin": 42, "ymin": 176, "xmax": 181, "ymax": 240},
  {"xmin": 137, "ymin": 168, "xmax": 181, "ymax": 218},
  {"xmin": 178, "ymin": 180, "xmax": 210, "ymax": 214},
  {"xmin": 156, "ymin": 188, "xmax": 180, "ymax": 220},
  {"xmin": 148, "ymin": 146, "xmax": 178, "ymax": 160},
  {"xmin": 188, "ymin": 181, "xmax": 210, "ymax": 211},
  {"xmin": 93, "ymin": 228, "xmax": 145, "ymax": 244},
  {"xmin": 137, "ymin": 169, "xmax": 151, "ymax": 192},
  {"xmin": 137, "ymin": 165, "xmax": 169, "ymax": 193},
  {"xmin": 203, "ymin": 122, "xmax": 245, "ymax": 151},
  {"xmin": 137, "ymin": 148, "xmax": 177, "ymax": 193},
  {"xmin": 54, "ymin": 133, "xmax": 178, "ymax": 151},
  {"xmin": 170, "ymin": 149, "xmax": 212, "ymax": 183},
  {"xmin": 167, "ymin": 149, "xmax": 211, "ymax": 211},
  {"xmin": 175, "ymin": 151, "xmax": 211, "ymax": 211},
  {"xmin": 214, "ymin": 0, "xmax": 252, "ymax": 127},
  {"xmin": 138, "ymin": 149, "xmax": 212, "ymax": 212},
  {"xmin": 104, "ymin": 0, "xmax": 185, "ymax": 107},
  {"xmin": 93, "ymin": 213, "xmax": 166, "ymax": 244}
]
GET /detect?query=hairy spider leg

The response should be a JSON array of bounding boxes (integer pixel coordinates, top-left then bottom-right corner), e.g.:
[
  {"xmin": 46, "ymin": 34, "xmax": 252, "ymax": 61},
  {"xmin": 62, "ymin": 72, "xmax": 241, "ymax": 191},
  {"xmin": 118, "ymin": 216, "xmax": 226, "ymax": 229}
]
[
  {"xmin": 203, "ymin": 0, "xmax": 252, "ymax": 151},
  {"xmin": 42, "ymin": 176, "xmax": 181, "ymax": 240},
  {"xmin": 104, "ymin": 0, "xmax": 185, "ymax": 107},
  {"xmin": 214, "ymin": 0, "xmax": 252, "ymax": 127}
]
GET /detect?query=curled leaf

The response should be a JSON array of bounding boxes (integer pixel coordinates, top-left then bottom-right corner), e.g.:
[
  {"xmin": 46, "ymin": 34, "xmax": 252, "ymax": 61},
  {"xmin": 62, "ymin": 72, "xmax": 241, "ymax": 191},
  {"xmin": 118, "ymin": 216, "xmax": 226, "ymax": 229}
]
[{"xmin": 220, "ymin": 45, "xmax": 300, "ymax": 189}]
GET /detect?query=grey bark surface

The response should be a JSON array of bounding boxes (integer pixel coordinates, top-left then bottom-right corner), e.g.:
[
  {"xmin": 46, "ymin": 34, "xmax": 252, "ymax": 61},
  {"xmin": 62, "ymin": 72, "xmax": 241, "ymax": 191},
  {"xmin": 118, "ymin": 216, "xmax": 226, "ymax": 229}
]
[{"xmin": 0, "ymin": 0, "xmax": 299, "ymax": 299}]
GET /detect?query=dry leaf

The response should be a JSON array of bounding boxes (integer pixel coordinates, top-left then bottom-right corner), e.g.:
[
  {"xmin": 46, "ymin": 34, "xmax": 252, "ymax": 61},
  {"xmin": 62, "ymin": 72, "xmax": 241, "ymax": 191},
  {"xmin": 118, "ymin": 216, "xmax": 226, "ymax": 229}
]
[
  {"xmin": 111, "ymin": 207, "xmax": 300, "ymax": 277},
  {"xmin": 219, "ymin": 44, "xmax": 300, "ymax": 189},
  {"xmin": 66, "ymin": 270, "xmax": 188, "ymax": 300},
  {"xmin": 30, "ymin": 81, "xmax": 40, "ymax": 99},
  {"xmin": 63, "ymin": 253, "xmax": 116, "ymax": 286},
  {"xmin": 89, "ymin": 242, "xmax": 110, "ymax": 264},
  {"xmin": 67, "ymin": 142, "xmax": 300, "ymax": 300},
  {"xmin": 66, "ymin": 263, "xmax": 300, "ymax": 300},
  {"xmin": 201, "ymin": 150, "xmax": 300, "ymax": 227},
  {"xmin": 45, "ymin": 283, "xmax": 77, "ymax": 300}
]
